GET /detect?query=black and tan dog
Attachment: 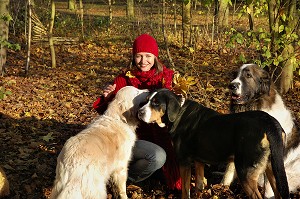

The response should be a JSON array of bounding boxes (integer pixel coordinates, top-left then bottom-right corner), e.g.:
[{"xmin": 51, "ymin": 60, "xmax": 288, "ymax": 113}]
[{"xmin": 138, "ymin": 88, "xmax": 289, "ymax": 199}]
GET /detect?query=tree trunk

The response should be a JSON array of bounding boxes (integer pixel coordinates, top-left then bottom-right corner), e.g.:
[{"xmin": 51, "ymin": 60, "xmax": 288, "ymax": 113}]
[
  {"xmin": 279, "ymin": 45, "xmax": 294, "ymax": 94},
  {"xmin": 79, "ymin": 0, "xmax": 83, "ymax": 38},
  {"xmin": 150, "ymin": 0, "xmax": 153, "ymax": 29},
  {"xmin": 182, "ymin": 0, "xmax": 191, "ymax": 46},
  {"xmin": 25, "ymin": 0, "xmax": 32, "ymax": 75},
  {"xmin": 173, "ymin": 0, "xmax": 177, "ymax": 35},
  {"xmin": 0, "ymin": 0, "xmax": 9, "ymax": 75},
  {"xmin": 277, "ymin": 0, "xmax": 298, "ymax": 94},
  {"xmin": 246, "ymin": 0, "xmax": 254, "ymax": 30},
  {"xmin": 108, "ymin": 0, "xmax": 112, "ymax": 33},
  {"xmin": 49, "ymin": 0, "xmax": 56, "ymax": 68},
  {"xmin": 68, "ymin": 0, "xmax": 76, "ymax": 10},
  {"xmin": 162, "ymin": 0, "xmax": 174, "ymax": 68},
  {"xmin": 127, "ymin": 0, "xmax": 134, "ymax": 19},
  {"xmin": 218, "ymin": 0, "xmax": 229, "ymax": 29},
  {"xmin": 268, "ymin": 0, "xmax": 298, "ymax": 94}
]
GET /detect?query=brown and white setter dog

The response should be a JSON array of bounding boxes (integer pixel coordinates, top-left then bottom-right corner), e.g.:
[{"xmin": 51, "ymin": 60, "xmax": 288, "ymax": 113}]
[
  {"xmin": 50, "ymin": 86, "xmax": 149, "ymax": 199},
  {"xmin": 224, "ymin": 63, "xmax": 300, "ymax": 198}
]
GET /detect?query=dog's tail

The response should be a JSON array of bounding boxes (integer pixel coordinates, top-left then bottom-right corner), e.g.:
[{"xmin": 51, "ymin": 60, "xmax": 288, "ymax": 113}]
[{"xmin": 267, "ymin": 117, "xmax": 290, "ymax": 199}]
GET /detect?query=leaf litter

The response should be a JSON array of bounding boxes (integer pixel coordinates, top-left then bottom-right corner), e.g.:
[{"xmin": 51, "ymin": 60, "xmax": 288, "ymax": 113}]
[{"xmin": 0, "ymin": 37, "xmax": 299, "ymax": 199}]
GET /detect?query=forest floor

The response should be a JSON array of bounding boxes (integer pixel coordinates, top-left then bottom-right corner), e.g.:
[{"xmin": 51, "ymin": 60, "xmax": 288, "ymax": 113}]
[{"xmin": 1, "ymin": 32, "xmax": 300, "ymax": 199}]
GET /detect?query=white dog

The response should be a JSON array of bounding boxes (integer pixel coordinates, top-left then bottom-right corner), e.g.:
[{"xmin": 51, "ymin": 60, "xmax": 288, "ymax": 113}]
[{"xmin": 50, "ymin": 86, "xmax": 149, "ymax": 199}]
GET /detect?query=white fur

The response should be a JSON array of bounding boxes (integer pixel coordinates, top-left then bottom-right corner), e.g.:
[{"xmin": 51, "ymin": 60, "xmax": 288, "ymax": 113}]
[
  {"xmin": 230, "ymin": 64, "xmax": 249, "ymax": 96},
  {"xmin": 139, "ymin": 104, "xmax": 153, "ymax": 124},
  {"xmin": 261, "ymin": 92, "xmax": 294, "ymax": 140},
  {"xmin": 50, "ymin": 86, "xmax": 149, "ymax": 199},
  {"xmin": 139, "ymin": 92, "xmax": 167, "ymax": 127},
  {"xmin": 261, "ymin": 93, "xmax": 297, "ymax": 197},
  {"xmin": 138, "ymin": 91, "xmax": 157, "ymax": 124},
  {"xmin": 264, "ymin": 145, "xmax": 300, "ymax": 198}
]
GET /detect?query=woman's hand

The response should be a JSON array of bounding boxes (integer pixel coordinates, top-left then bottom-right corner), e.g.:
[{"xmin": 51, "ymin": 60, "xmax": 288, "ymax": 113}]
[{"xmin": 103, "ymin": 84, "xmax": 116, "ymax": 100}]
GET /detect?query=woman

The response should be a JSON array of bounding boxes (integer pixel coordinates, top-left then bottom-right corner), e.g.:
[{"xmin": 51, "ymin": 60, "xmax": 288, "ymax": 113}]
[{"xmin": 93, "ymin": 33, "xmax": 181, "ymax": 190}]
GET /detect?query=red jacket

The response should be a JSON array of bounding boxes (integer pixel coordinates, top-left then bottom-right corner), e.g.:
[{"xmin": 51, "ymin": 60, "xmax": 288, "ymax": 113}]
[{"xmin": 93, "ymin": 66, "xmax": 181, "ymax": 190}]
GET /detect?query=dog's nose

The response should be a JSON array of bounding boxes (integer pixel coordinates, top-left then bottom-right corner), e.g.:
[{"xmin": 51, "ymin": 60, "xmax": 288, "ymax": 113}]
[{"xmin": 229, "ymin": 82, "xmax": 240, "ymax": 90}]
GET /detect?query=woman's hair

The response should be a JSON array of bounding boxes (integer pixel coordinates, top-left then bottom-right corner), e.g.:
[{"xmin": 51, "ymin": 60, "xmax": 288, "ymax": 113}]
[{"xmin": 128, "ymin": 56, "xmax": 164, "ymax": 74}]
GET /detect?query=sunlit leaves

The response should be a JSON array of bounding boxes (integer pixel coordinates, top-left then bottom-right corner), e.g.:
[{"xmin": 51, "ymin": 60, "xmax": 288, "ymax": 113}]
[
  {"xmin": 239, "ymin": 54, "xmax": 247, "ymax": 63},
  {"xmin": 0, "ymin": 80, "xmax": 15, "ymax": 100},
  {"xmin": 279, "ymin": 25, "xmax": 285, "ymax": 33},
  {"xmin": 235, "ymin": 33, "xmax": 244, "ymax": 44},
  {"xmin": 189, "ymin": 47, "xmax": 194, "ymax": 54},
  {"xmin": 239, "ymin": 0, "xmax": 268, "ymax": 18},
  {"xmin": 290, "ymin": 56, "xmax": 300, "ymax": 72},
  {"xmin": 225, "ymin": 28, "xmax": 245, "ymax": 48},
  {"xmin": 246, "ymin": 6, "xmax": 252, "ymax": 14},
  {"xmin": 0, "ymin": 39, "xmax": 21, "ymax": 51},
  {"xmin": 183, "ymin": 0, "xmax": 190, "ymax": 6},
  {"xmin": 0, "ymin": 13, "xmax": 13, "ymax": 22},
  {"xmin": 225, "ymin": 3, "xmax": 299, "ymax": 72},
  {"xmin": 281, "ymin": 13, "xmax": 287, "ymax": 21},
  {"xmin": 0, "ymin": 87, "xmax": 12, "ymax": 100},
  {"xmin": 172, "ymin": 72, "xmax": 197, "ymax": 96}
]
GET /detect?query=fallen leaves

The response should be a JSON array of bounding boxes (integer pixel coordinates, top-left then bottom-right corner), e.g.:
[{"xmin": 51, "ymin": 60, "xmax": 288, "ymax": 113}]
[{"xmin": 0, "ymin": 36, "xmax": 299, "ymax": 199}]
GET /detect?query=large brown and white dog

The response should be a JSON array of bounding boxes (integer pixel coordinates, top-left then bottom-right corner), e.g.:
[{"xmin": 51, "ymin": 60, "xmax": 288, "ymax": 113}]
[
  {"xmin": 138, "ymin": 88, "xmax": 289, "ymax": 199},
  {"xmin": 225, "ymin": 63, "xmax": 300, "ymax": 198},
  {"xmin": 50, "ymin": 86, "xmax": 149, "ymax": 199}
]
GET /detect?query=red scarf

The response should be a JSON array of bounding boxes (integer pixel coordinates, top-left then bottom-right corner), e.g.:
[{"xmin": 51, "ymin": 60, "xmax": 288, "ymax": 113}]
[{"xmin": 126, "ymin": 66, "xmax": 172, "ymax": 90}]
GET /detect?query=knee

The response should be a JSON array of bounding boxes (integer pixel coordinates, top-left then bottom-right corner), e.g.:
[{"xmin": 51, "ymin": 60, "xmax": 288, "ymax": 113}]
[{"xmin": 152, "ymin": 147, "xmax": 166, "ymax": 169}]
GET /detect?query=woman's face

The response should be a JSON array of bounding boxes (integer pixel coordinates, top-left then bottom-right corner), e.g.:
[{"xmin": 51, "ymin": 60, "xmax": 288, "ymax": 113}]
[{"xmin": 134, "ymin": 52, "xmax": 155, "ymax": 72}]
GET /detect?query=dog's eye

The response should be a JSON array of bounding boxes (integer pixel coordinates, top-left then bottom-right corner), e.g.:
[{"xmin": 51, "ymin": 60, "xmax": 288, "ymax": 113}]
[
  {"xmin": 231, "ymin": 70, "xmax": 238, "ymax": 79},
  {"xmin": 151, "ymin": 100, "xmax": 159, "ymax": 107},
  {"xmin": 246, "ymin": 73, "xmax": 252, "ymax": 78}
]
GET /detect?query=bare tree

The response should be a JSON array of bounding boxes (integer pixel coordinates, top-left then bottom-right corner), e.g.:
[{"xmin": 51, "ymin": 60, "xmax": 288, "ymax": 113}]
[
  {"xmin": 173, "ymin": 0, "xmax": 177, "ymax": 35},
  {"xmin": 127, "ymin": 0, "xmax": 134, "ymax": 19},
  {"xmin": 79, "ymin": 0, "xmax": 83, "ymax": 38},
  {"xmin": 218, "ymin": 0, "xmax": 229, "ymax": 28},
  {"xmin": 246, "ymin": 0, "xmax": 254, "ymax": 30},
  {"xmin": 68, "ymin": 0, "xmax": 76, "ymax": 10},
  {"xmin": 162, "ymin": 0, "xmax": 174, "ymax": 68},
  {"xmin": 0, "ymin": 0, "xmax": 10, "ymax": 75},
  {"xmin": 182, "ymin": 0, "xmax": 191, "ymax": 46},
  {"xmin": 49, "ymin": 0, "xmax": 56, "ymax": 68},
  {"xmin": 25, "ymin": 0, "xmax": 32, "ymax": 74}
]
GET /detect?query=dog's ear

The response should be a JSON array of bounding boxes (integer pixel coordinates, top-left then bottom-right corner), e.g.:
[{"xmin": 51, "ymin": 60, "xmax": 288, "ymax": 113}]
[
  {"xmin": 259, "ymin": 69, "xmax": 271, "ymax": 94},
  {"xmin": 167, "ymin": 95, "xmax": 181, "ymax": 122}
]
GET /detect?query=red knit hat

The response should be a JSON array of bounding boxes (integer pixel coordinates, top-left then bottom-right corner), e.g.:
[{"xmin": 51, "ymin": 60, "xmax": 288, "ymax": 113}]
[{"xmin": 132, "ymin": 34, "xmax": 159, "ymax": 57}]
